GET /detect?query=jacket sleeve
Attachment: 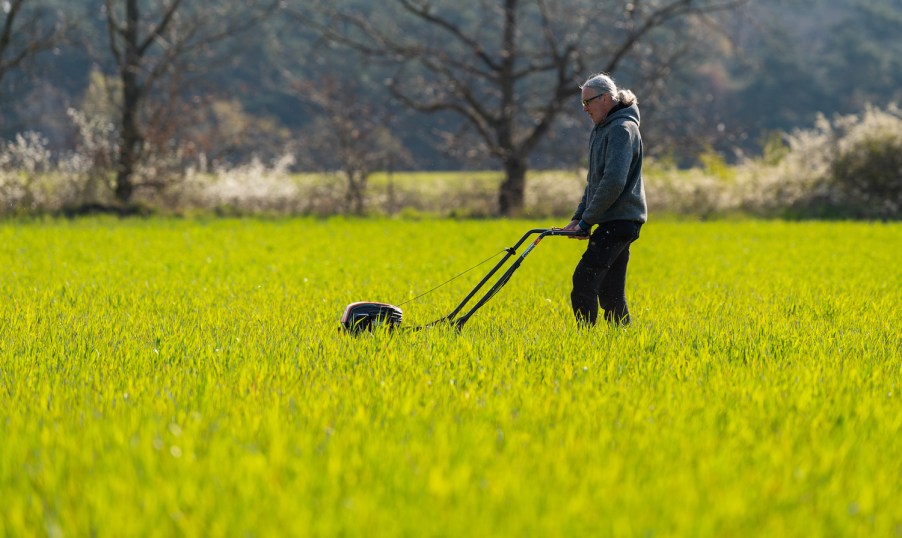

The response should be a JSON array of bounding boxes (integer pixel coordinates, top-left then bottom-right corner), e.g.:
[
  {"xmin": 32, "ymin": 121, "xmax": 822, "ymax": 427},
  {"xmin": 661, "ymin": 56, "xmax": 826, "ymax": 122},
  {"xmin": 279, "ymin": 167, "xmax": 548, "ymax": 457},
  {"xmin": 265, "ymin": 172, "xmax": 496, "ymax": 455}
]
[
  {"xmin": 571, "ymin": 183, "xmax": 588, "ymax": 222},
  {"xmin": 579, "ymin": 125, "xmax": 635, "ymax": 226}
]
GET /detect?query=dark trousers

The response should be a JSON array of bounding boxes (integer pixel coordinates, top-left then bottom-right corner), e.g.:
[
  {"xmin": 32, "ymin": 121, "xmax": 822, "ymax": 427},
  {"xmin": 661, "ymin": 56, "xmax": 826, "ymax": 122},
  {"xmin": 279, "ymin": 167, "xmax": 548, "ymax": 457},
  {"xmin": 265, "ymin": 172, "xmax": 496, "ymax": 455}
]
[{"xmin": 571, "ymin": 220, "xmax": 641, "ymax": 326}]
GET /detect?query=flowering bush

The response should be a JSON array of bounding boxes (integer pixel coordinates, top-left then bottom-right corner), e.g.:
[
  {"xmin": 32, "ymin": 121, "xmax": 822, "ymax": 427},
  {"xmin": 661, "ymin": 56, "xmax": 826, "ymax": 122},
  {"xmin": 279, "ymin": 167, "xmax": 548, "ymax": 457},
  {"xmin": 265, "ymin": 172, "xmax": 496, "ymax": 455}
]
[
  {"xmin": 643, "ymin": 103, "xmax": 902, "ymax": 220},
  {"xmin": 0, "ymin": 132, "xmax": 54, "ymax": 214},
  {"xmin": 816, "ymin": 105, "xmax": 902, "ymax": 219}
]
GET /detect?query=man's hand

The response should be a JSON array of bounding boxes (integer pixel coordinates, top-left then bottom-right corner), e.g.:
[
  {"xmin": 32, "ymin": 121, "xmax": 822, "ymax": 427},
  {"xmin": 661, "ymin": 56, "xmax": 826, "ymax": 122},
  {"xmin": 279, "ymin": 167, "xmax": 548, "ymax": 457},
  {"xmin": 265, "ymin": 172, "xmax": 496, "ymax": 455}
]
[{"xmin": 562, "ymin": 219, "xmax": 589, "ymax": 240}]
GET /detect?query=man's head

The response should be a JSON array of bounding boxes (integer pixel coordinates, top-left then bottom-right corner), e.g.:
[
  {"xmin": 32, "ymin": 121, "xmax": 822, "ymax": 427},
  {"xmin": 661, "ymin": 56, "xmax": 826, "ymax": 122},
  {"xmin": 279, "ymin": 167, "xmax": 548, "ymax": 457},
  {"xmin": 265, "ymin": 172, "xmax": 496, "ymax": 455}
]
[
  {"xmin": 580, "ymin": 73, "xmax": 636, "ymax": 125},
  {"xmin": 581, "ymin": 86, "xmax": 613, "ymax": 125}
]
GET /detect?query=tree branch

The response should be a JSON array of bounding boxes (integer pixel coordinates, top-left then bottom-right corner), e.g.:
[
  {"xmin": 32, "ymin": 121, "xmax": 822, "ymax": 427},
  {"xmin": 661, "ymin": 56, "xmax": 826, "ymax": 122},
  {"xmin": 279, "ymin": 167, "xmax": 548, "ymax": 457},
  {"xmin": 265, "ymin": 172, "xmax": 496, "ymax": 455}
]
[{"xmin": 0, "ymin": 0, "xmax": 64, "ymax": 80}]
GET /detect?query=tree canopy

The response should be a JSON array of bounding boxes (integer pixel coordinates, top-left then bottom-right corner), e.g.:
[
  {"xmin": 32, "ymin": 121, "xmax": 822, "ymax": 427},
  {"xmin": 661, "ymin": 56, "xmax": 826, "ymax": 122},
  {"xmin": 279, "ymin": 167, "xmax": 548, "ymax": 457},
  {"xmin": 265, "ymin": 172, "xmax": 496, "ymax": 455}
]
[{"xmin": 1, "ymin": 0, "xmax": 900, "ymax": 179}]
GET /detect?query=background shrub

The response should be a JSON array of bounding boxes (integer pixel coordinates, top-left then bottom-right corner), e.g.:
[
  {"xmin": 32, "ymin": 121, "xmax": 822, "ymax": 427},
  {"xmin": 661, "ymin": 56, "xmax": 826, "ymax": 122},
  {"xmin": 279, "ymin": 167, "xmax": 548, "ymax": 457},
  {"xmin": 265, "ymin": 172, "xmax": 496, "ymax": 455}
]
[
  {"xmin": 824, "ymin": 119, "xmax": 902, "ymax": 219},
  {"xmin": 778, "ymin": 104, "xmax": 902, "ymax": 219}
]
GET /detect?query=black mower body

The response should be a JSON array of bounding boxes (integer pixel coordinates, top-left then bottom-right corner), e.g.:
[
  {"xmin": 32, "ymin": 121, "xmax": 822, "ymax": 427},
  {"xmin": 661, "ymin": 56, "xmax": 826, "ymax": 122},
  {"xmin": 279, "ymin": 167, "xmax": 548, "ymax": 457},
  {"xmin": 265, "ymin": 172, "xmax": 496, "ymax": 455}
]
[{"xmin": 340, "ymin": 302, "xmax": 403, "ymax": 333}]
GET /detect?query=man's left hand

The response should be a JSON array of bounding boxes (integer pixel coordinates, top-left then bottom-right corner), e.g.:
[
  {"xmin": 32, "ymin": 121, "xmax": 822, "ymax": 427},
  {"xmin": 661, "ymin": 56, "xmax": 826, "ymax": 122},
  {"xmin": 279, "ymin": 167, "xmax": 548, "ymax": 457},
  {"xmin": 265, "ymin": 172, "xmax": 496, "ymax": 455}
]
[{"xmin": 562, "ymin": 219, "xmax": 589, "ymax": 240}]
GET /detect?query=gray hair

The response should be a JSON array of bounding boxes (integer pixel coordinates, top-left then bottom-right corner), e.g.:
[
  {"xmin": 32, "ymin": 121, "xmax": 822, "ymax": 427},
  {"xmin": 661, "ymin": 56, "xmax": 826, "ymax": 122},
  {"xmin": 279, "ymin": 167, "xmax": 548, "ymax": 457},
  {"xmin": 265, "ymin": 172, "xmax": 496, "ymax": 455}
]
[{"xmin": 581, "ymin": 73, "xmax": 637, "ymax": 106}]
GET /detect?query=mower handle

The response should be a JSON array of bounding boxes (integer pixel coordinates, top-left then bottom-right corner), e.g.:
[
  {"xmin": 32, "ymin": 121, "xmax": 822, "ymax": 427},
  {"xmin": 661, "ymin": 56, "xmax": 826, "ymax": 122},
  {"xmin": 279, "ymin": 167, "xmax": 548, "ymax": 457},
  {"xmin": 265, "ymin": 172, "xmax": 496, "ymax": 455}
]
[{"xmin": 438, "ymin": 227, "xmax": 587, "ymax": 325}]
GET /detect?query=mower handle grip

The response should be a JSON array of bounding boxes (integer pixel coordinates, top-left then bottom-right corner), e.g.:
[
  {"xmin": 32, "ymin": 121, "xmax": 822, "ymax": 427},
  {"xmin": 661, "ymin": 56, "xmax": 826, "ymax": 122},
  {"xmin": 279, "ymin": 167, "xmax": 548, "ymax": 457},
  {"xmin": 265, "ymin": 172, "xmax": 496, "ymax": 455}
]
[
  {"xmin": 507, "ymin": 227, "xmax": 587, "ymax": 251},
  {"xmin": 545, "ymin": 227, "xmax": 588, "ymax": 236}
]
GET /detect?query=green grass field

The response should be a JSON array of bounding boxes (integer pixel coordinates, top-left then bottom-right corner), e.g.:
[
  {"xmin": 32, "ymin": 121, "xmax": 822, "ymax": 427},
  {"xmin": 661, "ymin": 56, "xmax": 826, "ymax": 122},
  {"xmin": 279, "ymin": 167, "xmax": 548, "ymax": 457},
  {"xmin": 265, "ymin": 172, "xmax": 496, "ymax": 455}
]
[{"xmin": 1, "ymin": 217, "xmax": 901, "ymax": 537}]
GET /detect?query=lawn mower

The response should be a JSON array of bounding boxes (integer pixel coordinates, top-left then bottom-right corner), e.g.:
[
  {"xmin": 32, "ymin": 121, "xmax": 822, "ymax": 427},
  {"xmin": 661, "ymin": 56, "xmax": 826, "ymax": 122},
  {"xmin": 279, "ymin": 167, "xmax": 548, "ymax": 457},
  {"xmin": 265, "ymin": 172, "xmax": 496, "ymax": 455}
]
[{"xmin": 340, "ymin": 227, "xmax": 586, "ymax": 333}]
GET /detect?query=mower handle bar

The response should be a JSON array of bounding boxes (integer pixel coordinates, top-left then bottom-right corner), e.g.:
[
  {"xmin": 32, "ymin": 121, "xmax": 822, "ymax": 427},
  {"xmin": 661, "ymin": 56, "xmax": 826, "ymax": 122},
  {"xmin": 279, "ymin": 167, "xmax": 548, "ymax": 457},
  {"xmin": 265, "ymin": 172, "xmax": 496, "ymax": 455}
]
[{"xmin": 437, "ymin": 227, "xmax": 586, "ymax": 328}]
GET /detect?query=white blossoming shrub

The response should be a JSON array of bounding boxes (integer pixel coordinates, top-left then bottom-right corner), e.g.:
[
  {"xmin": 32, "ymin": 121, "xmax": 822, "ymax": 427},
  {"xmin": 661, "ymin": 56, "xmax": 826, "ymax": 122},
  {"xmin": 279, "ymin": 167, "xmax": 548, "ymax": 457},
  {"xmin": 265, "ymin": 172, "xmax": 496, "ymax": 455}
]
[
  {"xmin": 643, "ymin": 103, "xmax": 902, "ymax": 219},
  {"xmin": 61, "ymin": 108, "xmax": 119, "ymax": 208},
  {"xmin": 751, "ymin": 104, "xmax": 902, "ymax": 219},
  {"xmin": 0, "ymin": 132, "xmax": 58, "ymax": 214},
  {"xmin": 819, "ymin": 105, "xmax": 902, "ymax": 219},
  {"xmin": 174, "ymin": 154, "xmax": 316, "ymax": 215}
]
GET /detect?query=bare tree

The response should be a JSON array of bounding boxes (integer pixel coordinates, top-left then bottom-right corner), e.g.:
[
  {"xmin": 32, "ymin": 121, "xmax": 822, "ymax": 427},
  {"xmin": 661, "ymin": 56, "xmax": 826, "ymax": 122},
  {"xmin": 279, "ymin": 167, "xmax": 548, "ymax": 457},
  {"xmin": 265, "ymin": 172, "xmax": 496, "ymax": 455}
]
[
  {"xmin": 0, "ymin": 0, "xmax": 65, "ymax": 87},
  {"xmin": 292, "ymin": 76, "xmax": 411, "ymax": 215},
  {"xmin": 292, "ymin": 0, "xmax": 748, "ymax": 215},
  {"xmin": 102, "ymin": 0, "xmax": 278, "ymax": 205}
]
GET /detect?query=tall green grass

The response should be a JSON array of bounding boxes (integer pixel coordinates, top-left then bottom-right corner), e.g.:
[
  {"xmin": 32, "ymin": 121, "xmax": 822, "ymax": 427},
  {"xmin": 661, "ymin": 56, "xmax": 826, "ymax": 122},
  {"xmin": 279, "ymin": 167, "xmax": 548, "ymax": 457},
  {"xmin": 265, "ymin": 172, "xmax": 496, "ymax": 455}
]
[{"xmin": 1, "ymin": 218, "xmax": 900, "ymax": 536}]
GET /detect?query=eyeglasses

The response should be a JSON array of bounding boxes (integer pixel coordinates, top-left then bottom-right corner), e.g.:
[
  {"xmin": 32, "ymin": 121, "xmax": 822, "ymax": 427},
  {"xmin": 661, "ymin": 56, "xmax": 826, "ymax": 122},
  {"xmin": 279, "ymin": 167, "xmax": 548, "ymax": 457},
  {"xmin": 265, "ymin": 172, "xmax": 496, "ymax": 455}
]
[{"xmin": 581, "ymin": 93, "xmax": 605, "ymax": 107}]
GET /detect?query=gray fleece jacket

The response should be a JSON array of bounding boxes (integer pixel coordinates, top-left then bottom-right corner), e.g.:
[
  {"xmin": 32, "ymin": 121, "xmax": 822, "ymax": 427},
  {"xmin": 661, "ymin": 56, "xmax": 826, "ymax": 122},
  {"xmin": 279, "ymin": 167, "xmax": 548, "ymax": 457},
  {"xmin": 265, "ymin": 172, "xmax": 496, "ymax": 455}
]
[{"xmin": 572, "ymin": 102, "xmax": 647, "ymax": 230}]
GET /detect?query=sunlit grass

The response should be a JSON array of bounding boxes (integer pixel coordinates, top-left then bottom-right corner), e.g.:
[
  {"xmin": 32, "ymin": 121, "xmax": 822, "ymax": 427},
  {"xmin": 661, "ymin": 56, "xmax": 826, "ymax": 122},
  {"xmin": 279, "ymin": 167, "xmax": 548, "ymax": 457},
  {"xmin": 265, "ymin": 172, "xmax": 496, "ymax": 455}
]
[{"xmin": 1, "ymin": 217, "xmax": 900, "ymax": 536}]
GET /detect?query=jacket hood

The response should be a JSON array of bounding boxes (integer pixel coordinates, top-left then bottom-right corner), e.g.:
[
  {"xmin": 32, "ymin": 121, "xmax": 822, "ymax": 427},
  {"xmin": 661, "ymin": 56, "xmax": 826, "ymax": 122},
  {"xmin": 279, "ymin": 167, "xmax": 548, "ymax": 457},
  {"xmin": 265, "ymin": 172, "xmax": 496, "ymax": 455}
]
[{"xmin": 600, "ymin": 102, "xmax": 640, "ymax": 129}]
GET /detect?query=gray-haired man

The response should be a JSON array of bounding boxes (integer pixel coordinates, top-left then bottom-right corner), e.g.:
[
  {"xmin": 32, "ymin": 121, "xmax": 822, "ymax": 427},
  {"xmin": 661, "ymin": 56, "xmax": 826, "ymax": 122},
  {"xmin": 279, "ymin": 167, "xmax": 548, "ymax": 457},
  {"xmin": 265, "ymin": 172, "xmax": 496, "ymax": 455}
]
[{"xmin": 562, "ymin": 73, "xmax": 647, "ymax": 325}]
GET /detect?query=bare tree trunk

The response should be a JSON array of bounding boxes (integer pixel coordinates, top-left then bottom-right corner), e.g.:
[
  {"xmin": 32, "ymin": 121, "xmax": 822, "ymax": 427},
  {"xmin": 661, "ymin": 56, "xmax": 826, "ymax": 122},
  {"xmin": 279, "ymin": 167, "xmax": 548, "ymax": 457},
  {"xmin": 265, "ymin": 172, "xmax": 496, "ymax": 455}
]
[
  {"xmin": 114, "ymin": 105, "xmax": 140, "ymax": 203},
  {"xmin": 114, "ymin": 0, "xmax": 141, "ymax": 205},
  {"xmin": 386, "ymin": 156, "xmax": 396, "ymax": 216},
  {"xmin": 499, "ymin": 156, "xmax": 527, "ymax": 216},
  {"xmin": 345, "ymin": 169, "xmax": 367, "ymax": 216},
  {"xmin": 497, "ymin": 0, "xmax": 520, "ymax": 216}
]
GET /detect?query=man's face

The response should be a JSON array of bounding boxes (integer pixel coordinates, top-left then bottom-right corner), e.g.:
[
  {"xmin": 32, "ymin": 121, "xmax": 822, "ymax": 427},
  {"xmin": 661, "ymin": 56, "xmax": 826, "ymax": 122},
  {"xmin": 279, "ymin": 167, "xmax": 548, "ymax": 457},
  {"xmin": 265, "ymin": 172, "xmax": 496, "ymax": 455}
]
[{"xmin": 581, "ymin": 88, "xmax": 612, "ymax": 125}]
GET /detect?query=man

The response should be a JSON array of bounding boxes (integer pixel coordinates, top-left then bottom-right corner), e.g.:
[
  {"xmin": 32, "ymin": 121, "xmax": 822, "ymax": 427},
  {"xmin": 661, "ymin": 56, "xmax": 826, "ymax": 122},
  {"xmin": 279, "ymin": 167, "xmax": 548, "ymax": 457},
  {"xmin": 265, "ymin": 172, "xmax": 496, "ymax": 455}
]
[{"xmin": 562, "ymin": 73, "xmax": 647, "ymax": 326}]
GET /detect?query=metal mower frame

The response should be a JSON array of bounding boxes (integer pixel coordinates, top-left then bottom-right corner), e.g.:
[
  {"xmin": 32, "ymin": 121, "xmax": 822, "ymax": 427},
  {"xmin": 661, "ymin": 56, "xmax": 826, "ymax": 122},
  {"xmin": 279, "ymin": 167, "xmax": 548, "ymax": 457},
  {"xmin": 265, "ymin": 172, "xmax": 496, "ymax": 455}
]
[{"xmin": 340, "ymin": 227, "xmax": 586, "ymax": 333}]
